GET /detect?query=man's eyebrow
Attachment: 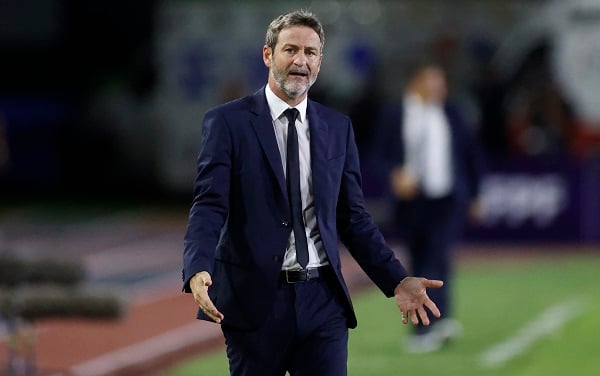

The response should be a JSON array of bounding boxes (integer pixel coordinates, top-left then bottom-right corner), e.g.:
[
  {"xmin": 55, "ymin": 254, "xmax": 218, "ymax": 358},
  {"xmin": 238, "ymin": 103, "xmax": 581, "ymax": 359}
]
[{"xmin": 280, "ymin": 43, "xmax": 320, "ymax": 49}]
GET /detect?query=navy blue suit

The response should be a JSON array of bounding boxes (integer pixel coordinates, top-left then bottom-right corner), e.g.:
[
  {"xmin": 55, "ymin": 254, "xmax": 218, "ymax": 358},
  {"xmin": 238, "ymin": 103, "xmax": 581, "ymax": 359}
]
[
  {"xmin": 372, "ymin": 101, "xmax": 483, "ymax": 331},
  {"xmin": 182, "ymin": 88, "xmax": 407, "ymax": 374}
]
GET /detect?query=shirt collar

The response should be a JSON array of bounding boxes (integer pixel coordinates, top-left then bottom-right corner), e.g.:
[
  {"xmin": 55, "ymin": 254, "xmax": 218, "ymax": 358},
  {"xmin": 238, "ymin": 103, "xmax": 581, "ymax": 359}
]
[{"xmin": 265, "ymin": 84, "xmax": 308, "ymax": 123}]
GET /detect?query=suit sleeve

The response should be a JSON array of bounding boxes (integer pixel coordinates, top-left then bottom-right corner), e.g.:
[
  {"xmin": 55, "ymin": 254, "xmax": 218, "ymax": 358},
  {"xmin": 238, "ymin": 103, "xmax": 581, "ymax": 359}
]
[
  {"xmin": 336, "ymin": 118, "xmax": 408, "ymax": 297},
  {"xmin": 182, "ymin": 109, "xmax": 232, "ymax": 292}
]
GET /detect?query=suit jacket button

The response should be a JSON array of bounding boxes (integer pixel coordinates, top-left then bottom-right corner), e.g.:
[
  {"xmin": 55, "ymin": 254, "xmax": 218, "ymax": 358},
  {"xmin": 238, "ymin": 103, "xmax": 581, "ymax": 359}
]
[{"xmin": 281, "ymin": 220, "xmax": 289, "ymax": 227}]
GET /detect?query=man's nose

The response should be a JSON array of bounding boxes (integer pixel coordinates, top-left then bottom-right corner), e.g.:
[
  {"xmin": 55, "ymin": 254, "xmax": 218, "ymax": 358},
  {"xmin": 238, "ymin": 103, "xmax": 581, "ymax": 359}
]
[{"xmin": 293, "ymin": 51, "xmax": 308, "ymax": 66}]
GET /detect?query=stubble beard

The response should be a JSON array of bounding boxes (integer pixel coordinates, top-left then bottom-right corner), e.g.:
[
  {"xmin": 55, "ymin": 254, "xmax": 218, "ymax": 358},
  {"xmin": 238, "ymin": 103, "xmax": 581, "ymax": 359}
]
[{"xmin": 273, "ymin": 67, "xmax": 318, "ymax": 100}]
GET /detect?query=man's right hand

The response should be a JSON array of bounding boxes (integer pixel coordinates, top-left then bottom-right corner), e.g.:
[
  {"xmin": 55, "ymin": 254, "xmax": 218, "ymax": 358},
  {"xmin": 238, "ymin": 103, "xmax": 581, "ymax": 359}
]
[
  {"xmin": 390, "ymin": 166, "xmax": 419, "ymax": 200},
  {"xmin": 190, "ymin": 271, "xmax": 224, "ymax": 324}
]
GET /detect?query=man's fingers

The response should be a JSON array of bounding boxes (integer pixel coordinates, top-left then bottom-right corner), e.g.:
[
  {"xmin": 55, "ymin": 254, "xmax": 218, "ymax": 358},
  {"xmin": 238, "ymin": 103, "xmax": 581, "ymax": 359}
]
[
  {"xmin": 402, "ymin": 310, "xmax": 414, "ymax": 325},
  {"xmin": 423, "ymin": 279, "xmax": 444, "ymax": 289},
  {"xmin": 395, "ymin": 277, "xmax": 444, "ymax": 326},
  {"xmin": 202, "ymin": 309, "xmax": 223, "ymax": 323},
  {"xmin": 411, "ymin": 309, "xmax": 419, "ymax": 325},
  {"xmin": 200, "ymin": 304, "xmax": 224, "ymax": 323},
  {"xmin": 195, "ymin": 295, "xmax": 224, "ymax": 323},
  {"xmin": 192, "ymin": 271, "xmax": 212, "ymax": 287},
  {"xmin": 401, "ymin": 310, "xmax": 408, "ymax": 325},
  {"xmin": 193, "ymin": 292, "xmax": 217, "ymax": 314},
  {"xmin": 417, "ymin": 306, "xmax": 430, "ymax": 326},
  {"xmin": 425, "ymin": 297, "xmax": 442, "ymax": 318},
  {"xmin": 190, "ymin": 271, "xmax": 223, "ymax": 323}
]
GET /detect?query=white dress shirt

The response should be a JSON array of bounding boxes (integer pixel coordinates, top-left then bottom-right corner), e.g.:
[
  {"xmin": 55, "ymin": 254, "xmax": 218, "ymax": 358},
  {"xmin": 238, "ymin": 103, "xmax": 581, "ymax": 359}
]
[
  {"xmin": 402, "ymin": 94, "xmax": 453, "ymax": 198},
  {"xmin": 265, "ymin": 85, "xmax": 328, "ymax": 270}
]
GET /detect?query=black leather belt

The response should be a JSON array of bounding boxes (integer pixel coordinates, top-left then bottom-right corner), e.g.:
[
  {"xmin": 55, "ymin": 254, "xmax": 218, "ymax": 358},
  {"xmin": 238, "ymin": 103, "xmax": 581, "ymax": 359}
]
[{"xmin": 281, "ymin": 267, "xmax": 324, "ymax": 283}]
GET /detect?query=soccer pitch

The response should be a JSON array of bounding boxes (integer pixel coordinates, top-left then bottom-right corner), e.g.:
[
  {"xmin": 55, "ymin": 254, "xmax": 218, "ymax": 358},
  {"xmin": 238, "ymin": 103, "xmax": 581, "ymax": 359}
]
[{"xmin": 166, "ymin": 251, "xmax": 600, "ymax": 376}]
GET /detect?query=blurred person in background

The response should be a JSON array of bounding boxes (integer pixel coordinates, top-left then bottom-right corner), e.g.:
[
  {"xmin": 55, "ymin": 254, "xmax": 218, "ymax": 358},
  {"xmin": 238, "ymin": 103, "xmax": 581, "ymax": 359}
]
[
  {"xmin": 502, "ymin": 44, "xmax": 574, "ymax": 157},
  {"xmin": 182, "ymin": 10, "xmax": 444, "ymax": 376},
  {"xmin": 372, "ymin": 63, "xmax": 484, "ymax": 353}
]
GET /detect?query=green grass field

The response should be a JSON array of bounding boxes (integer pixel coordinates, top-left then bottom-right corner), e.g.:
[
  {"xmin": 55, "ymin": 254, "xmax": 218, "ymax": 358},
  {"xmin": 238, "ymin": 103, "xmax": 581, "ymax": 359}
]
[{"xmin": 165, "ymin": 251, "xmax": 600, "ymax": 376}]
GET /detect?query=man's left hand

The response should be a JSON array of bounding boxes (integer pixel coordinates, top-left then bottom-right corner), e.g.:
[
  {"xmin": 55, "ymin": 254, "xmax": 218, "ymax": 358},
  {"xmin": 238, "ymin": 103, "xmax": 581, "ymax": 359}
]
[{"xmin": 394, "ymin": 277, "xmax": 443, "ymax": 325}]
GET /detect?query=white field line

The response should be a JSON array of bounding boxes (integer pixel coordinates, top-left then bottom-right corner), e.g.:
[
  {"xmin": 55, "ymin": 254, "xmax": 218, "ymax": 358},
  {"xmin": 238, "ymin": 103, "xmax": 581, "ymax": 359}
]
[
  {"xmin": 478, "ymin": 297, "xmax": 585, "ymax": 368},
  {"xmin": 70, "ymin": 322, "xmax": 222, "ymax": 376}
]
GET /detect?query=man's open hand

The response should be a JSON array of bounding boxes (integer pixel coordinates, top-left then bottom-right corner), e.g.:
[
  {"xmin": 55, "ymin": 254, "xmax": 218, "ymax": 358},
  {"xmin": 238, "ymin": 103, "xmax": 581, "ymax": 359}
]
[
  {"xmin": 394, "ymin": 277, "xmax": 443, "ymax": 325},
  {"xmin": 190, "ymin": 271, "xmax": 224, "ymax": 324}
]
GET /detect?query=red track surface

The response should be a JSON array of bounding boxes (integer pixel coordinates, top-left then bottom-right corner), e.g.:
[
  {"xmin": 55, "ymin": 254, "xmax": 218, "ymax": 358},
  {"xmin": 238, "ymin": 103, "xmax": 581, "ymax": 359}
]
[
  {"xmin": 1, "ymin": 254, "xmax": 372, "ymax": 376},
  {"xmin": 0, "ymin": 211, "xmax": 376, "ymax": 375}
]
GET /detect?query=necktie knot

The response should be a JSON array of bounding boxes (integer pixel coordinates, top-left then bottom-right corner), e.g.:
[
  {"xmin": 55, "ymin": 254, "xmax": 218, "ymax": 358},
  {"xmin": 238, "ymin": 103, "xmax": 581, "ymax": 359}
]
[{"xmin": 284, "ymin": 108, "xmax": 299, "ymax": 125}]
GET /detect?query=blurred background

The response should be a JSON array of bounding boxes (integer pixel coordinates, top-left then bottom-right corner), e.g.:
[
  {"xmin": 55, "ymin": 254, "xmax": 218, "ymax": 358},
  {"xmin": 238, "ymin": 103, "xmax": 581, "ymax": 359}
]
[
  {"xmin": 2, "ymin": 0, "xmax": 600, "ymax": 242},
  {"xmin": 1, "ymin": 0, "xmax": 599, "ymax": 375}
]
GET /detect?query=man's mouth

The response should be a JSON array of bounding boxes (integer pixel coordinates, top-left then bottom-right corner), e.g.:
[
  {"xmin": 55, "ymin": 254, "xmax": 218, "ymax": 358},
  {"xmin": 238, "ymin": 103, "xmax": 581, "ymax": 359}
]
[{"xmin": 288, "ymin": 71, "xmax": 308, "ymax": 78}]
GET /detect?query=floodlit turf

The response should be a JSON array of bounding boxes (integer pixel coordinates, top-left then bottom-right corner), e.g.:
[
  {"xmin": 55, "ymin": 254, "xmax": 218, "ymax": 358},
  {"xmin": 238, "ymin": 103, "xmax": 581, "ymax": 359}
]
[{"xmin": 165, "ymin": 252, "xmax": 600, "ymax": 376}]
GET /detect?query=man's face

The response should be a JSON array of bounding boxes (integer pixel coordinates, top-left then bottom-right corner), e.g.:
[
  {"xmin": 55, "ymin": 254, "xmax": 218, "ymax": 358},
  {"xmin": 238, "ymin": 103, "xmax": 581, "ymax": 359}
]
[
  {"xmin": 263, "ymin": 26, "xmax": 323, "ymax": 104},
  {"xmin": 422, "ymin": 68, "xmax": 447, "ymax": 103}
]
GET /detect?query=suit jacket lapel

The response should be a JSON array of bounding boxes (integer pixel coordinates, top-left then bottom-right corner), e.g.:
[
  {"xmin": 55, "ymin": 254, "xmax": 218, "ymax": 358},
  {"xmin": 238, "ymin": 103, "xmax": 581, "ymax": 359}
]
[
  {"xmin": 307, "ymin": 101, "xmax": 329, "ymax": 218},
  {"xmin": 250, "ymin": 88, "xmax": 288, "ymax": 198}
]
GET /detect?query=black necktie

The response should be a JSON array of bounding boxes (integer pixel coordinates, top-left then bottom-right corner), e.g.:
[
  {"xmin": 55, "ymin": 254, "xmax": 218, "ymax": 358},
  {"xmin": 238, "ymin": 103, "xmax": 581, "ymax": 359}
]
[{"xmin": 284, "ymin": 108, "xmax": 309, "ymax": 268}]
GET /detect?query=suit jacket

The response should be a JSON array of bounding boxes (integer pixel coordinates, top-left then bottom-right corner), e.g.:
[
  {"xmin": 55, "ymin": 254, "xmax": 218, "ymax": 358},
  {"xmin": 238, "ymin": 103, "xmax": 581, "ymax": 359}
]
[
  {"xmin": 371, "ymin": 100, "xmax": 484, "ymax": 205},
  {"xmin": 183, "ymin": 87, "xmax": 407, "ymax": 330}
]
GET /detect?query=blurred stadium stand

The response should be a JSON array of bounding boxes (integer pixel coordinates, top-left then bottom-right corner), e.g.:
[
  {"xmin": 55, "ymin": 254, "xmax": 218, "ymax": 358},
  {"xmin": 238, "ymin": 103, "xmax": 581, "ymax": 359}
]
[{"xmin": 1, "ymin": 0, "xmax": 599, "ymax": 237}]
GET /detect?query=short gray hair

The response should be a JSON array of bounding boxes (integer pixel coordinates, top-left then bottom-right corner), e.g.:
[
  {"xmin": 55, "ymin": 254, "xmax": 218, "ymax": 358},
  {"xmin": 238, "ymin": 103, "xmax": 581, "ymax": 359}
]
[{"xmin": 265, "ymin": 10, "xmax": 325, "ymax": 51}]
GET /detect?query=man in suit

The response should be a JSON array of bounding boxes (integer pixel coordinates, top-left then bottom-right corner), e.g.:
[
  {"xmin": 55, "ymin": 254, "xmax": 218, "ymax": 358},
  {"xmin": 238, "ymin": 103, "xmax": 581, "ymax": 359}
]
[
  {"xmin": 372, "ymin": 64, "xmax": 484, "ymax": 353},
  {"xmin": 182, "ymin": 10, "xmax": 443, "ymax": 375}
]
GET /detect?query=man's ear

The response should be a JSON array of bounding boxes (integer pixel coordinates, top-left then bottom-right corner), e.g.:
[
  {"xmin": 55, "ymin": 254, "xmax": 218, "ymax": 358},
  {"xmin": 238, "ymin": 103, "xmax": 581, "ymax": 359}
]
[{"xmin": 263, "ymin": 45, "xmax": 272, "ymax": 68}]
